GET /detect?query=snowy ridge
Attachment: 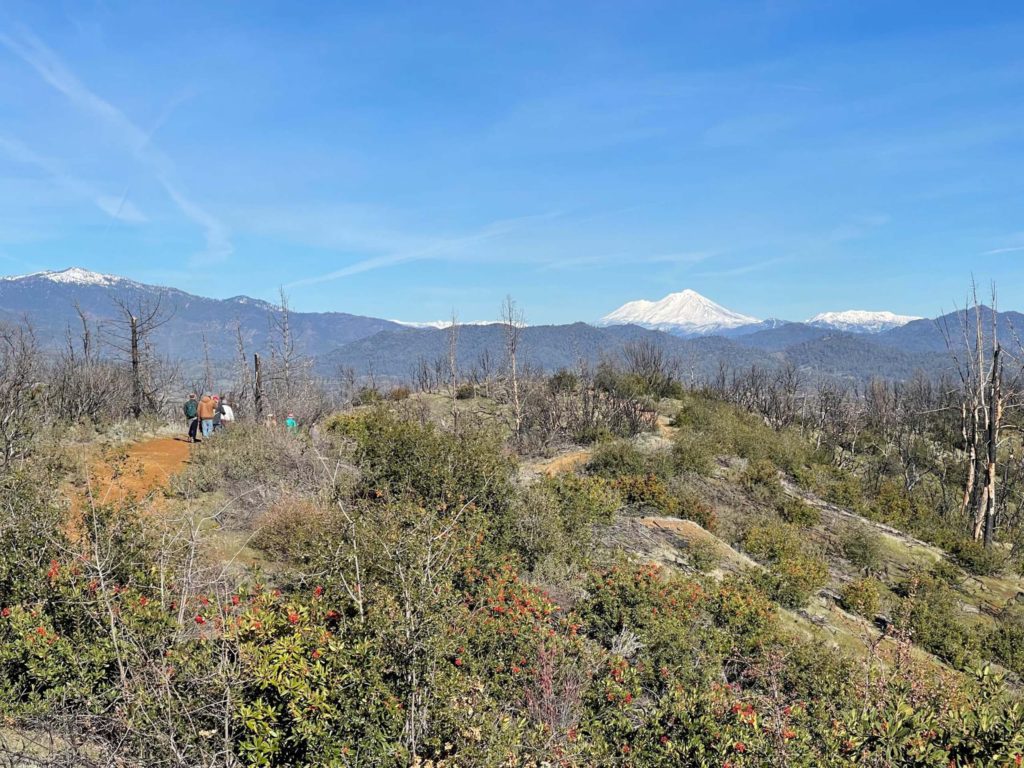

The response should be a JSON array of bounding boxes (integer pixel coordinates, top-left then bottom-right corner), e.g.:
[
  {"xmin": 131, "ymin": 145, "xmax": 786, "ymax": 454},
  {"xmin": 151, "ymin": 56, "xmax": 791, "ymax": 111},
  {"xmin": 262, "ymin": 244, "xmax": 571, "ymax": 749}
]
[
  {"xmin": 1, "ymin": 267, "xmax": 128, "ymax": 287},
  {"xmin": 807, "ymin": 310, "xmax": 921, "ymax": 334},
  {"xmin": 392, "ymin": 319, "xmax": 504, "ymax": 329},
  {"xmin": 227, "ymin": 295, "xmax": 278, "ymax": 312},
  {"xmin": 599, "ymin": 289, "xmax": 760, "ymax": 336}
]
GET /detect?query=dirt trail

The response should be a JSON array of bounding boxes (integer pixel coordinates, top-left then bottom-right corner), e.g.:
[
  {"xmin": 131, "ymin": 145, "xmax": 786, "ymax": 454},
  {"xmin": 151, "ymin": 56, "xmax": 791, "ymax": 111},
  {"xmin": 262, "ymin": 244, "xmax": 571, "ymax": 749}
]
[
  {"xmin": 72, "ymin": 436, "xmax": 192, "ymax": 512},
  {"xmin": 656, "ymin": 414, "xmax": 678, "ymax": 439},
  {"xmin": 537, "ymin": 450, "xmax": 592, "ymax": 476}
]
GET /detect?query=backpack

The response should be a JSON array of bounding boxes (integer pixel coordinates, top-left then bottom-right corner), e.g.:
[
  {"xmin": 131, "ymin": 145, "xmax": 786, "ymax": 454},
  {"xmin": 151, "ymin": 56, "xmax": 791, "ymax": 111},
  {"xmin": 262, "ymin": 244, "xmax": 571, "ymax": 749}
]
[{"xmin": 184, "ymin": 399, "xmax": 198, "ymax": 418}]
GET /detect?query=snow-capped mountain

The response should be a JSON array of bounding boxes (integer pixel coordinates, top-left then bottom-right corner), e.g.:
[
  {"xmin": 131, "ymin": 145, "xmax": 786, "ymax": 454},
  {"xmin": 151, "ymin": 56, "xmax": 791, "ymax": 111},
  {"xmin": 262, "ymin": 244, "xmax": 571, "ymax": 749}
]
[
  {"xmin": 1, "ymin": 266, "xmax": 133, "ymax": 288},
  {"xmin": 807, "ymin": 310, "xmax": 921, "ymax": 334},
  {"xmin": 599, "ymin": 289, "xmax": 761, "ymax": 336}
]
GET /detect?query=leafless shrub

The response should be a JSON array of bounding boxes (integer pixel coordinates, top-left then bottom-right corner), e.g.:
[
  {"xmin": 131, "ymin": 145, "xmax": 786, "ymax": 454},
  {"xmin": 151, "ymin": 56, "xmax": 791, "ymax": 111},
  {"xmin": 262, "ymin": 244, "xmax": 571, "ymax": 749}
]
[{"xmin": 0, "ymin": 323, "xmax": 43, "ymax": 469}]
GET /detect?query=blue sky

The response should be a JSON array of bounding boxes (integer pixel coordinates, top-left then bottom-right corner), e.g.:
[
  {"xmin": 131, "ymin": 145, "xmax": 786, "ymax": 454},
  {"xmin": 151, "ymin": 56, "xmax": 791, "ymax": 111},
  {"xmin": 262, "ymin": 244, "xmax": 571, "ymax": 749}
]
[{"xmin": 1, "ymin": 1, "xmax": 1023, "ymax": 323}]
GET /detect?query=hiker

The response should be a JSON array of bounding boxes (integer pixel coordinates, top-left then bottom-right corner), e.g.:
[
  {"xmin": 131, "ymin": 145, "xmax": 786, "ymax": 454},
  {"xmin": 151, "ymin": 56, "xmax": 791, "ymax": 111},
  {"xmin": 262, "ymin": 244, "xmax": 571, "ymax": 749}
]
[
  {"xmin": 285, "ymin": 412, "xmax": 298, "ymax": 433},
  {"xmin": 198, "ymin": 394, "xmax": 216, "ymax": 438},
  {"xmin": 183, "ymin": 393, "xmax": 199, "ymax": 442},
  {"xmin": 220, "ymin": 398, "xmax": 235, "ymax": 427},
  {"xmin": 212, "ymin": 396, "xmax": 223, "ymax": 432}
]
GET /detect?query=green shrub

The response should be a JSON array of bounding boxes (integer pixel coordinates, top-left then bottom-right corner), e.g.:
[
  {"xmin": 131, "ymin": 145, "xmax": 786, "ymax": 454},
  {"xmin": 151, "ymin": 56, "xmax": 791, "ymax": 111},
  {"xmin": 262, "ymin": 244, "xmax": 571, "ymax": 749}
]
[
  {"xmin": 387, "ymin": 386, "xmax": 411, "ymax": 401},
  {"xmin": 950, "ymin": 539, "xmax": 1006, "ymax": 576},
  {"xmin": 169, "ymin": 422, "xmax": 308, "ymax": 503},
  {"xmin": 500, "ymin": 474, "xmax": 620, "ymax": 570},
  {"xmin": 790, "ymin": 462, "xmax": 833, "ymax": 496},
  {"xmin": 840, "ymin": 577, "xmax": 882, "ymax": 617},
  {"xmin": 929, "ymin": 558, "xmax": 965, "ymax": 586},
  {"xmin": 755, "ymin": 552, "xmax": 829, "ymax": 608},
  {"xmin": 673, "ymin": 484, "xmax": 717, "ymax": 531},
  {"xmin": 686, "ymin": 538, "xmax": 720, "ymax": 573},
  {"xmin": 743, "ymin": 523, "xmax": 801, "ymax": 563},
  {"xmin": 570, "ymin": 423, "xmax": 613, "ymax": 446},
  {"xmin": 328, "ymin": 408, "xmax": 516, "ymax": 517},
  {"xmin": 777, "ymin": 496, "xmax": 821, "ymax": 527},
  {"xmin": 670, "ymin": 397, "xmax": 717, "ymax": 431},
  {"xmin": 548, "ymin": 369, "xmax": 578, "ymax": 394},
  {"xmin": 672, "ymin": 432, "xmax": 714, "ymax": 475},
  {"xmin": 586, "ymin": 439, "xmax": 648, "ymax": 478},
  {"xmin": 0, "ymin": 470, "xmax": 65, "ymax": 604},
  {"xmin": 575, "ymin": 562, "xmax": 737, "ymax": 681},
  {"xmin": 839, "ymin": 523, "xmax": 883, "ymax": 572},
  {"xmin": 612, "ymin": 473, "xmax": 676, "ymax": 515},
  {"xmin": 352, "ymin": 386, "xmax": 383, "ymax": 406},
  {"xmin": 741, "ymin": 458, "xmax": 782, "ymax": 503},
  {"xmin": 896, "ymin": 575, "xmax": 980, "ymax": 669},
  {"xmin": 985, "ymin": 607, "xmax": 1024, "ymax": 677},
  {"xmin": 744, "ymin": 523, "xmax": 828, "ymax": 608},
  {"xmin": 586, "ymin": 440, "xmax": 672, "ymax": 480},
  {"xmin": 252, "ymin": 499, "xmax": 333, "ymax": 563},
  {"xmin": 707, "ymin": 577, "xmax": 778, "ymax": 651},
  {"xmin": 824, "ymin": 474, "xmax": 867, "ymax": 510}
]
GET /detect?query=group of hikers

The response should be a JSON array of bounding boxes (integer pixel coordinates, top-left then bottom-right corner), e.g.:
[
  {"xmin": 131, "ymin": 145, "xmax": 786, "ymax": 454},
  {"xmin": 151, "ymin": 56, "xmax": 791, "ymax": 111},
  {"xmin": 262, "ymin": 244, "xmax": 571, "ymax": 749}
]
[
  {"xmin": 182, "ymin": 393, "xmax": 298, "ymax": 442},
  {"xmin": 182, "ymin": 393, "xmax": 235, "ymax": 442}
]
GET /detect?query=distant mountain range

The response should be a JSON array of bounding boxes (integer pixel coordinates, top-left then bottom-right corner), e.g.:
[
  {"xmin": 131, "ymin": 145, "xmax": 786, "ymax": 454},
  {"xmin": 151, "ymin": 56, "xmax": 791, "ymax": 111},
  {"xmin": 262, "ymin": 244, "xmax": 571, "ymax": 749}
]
[
  {"xmin": 0, "ymin": 268, "xmax": 402, "ymax": 363},
  {"xmin": 0, "ymin": 267, "xmax": 1015, "ymax": 385},
  {"xmin": 599, "ymin": 289, "xmax": 922, "ymax": 337}
]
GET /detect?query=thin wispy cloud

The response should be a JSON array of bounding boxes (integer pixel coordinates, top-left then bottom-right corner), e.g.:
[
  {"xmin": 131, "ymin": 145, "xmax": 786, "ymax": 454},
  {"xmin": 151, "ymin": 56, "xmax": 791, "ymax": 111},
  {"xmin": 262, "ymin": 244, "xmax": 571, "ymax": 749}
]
[
  {"xmin": 286, "ymin": 212, "xmax": 560, "ymax": 289},
  {"xmin": 983, "ymin": 245, "xmax": 1024, "ymax": 255},
  {"xmin": 0, "ymin": 134, "xmax": 147, "ymax": 223},
  {"xmin": 0, "ymin": 27, "xmax": 231, "ymax": 263},
  {"xmin": 539, "ymin": 251, "xmax": 712, "ymax": 272},
  {"xmin": 694, "ymin": 257, "xmax": 790, "ymax": 279}
]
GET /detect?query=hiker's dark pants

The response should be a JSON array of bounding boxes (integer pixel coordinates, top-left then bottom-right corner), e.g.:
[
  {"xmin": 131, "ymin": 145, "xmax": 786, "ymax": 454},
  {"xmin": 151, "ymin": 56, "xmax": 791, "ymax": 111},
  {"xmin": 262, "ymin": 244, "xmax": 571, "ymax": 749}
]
[{"xmin": 188, "ymin": 418, "xmax": 199, "ymax": 440}]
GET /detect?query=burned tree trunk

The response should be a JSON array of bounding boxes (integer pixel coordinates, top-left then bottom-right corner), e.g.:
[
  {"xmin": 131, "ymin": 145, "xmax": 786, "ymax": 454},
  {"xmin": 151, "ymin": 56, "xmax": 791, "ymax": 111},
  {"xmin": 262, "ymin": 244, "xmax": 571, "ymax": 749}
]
[
  {"xmin": 980, "ymin": 343, "xmax": 1001, "ymax": 546},
  {"xmin": 129, "ymin": 313, "xmax": 142, "ymax": 418},
  {"xmin": 946, "ymin": 289, "xmax": 1011, "ymax": 548},
  {"xmin": 254, "ymin": 352, "xmax": 264, "ymax": 419}
]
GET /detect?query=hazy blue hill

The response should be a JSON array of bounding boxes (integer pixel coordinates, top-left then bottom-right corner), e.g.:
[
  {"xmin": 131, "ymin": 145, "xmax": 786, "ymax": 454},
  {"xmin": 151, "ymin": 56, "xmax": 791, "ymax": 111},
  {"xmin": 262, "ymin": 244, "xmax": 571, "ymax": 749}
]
[
  {"xmin": 327, "ymin": 322, "xmax": 775, "ymax": 380},
  {"xmin": 0, "ymin": 270, "xmax": 403, "ymax": 361},
  {"xmin": 717, "ymin": 318, "xmax": 791, "ymax": 338},
  {"xmin": 731, "ymin": 322, "xmax": 834, "ymax": 352},
  {"xmin": 783, "ymin": 333, "xmax": 951, "ymax": 381},
  {"xmin": 875, "ymin": 308, "xmax": 1024, "ymax": 354}
]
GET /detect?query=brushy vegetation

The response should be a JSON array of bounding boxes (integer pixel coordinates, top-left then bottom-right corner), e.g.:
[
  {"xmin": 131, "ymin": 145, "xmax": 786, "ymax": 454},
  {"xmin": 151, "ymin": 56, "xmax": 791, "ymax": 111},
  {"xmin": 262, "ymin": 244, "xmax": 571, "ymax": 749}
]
[{"xmin": 2, "ymin": 341, "xmax": 1024, "ymax": 766}]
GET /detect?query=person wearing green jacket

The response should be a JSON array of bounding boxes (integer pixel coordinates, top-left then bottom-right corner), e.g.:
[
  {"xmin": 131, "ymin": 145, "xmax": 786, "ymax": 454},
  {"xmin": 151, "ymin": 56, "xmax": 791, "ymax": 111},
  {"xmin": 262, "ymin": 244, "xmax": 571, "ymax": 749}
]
[{"xmin": 183, "ymin": 394, "xmax": 199, "ymax": 443}]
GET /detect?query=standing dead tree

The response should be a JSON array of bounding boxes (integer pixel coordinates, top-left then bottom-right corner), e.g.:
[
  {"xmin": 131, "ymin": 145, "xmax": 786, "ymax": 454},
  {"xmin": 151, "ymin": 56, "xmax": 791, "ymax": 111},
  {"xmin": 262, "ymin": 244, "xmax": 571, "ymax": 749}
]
[
  {"xmin": 107, "ymin": 295, "xmax": 175, "ymax": 418},
  {"xmin": 0, "ymin": 324, "xmax": 43, "ymax": 469},
  {"xmin": 51, "ymin": 307, "xmax": 135, "ymax": 424},
  {"xmin": 941, "ymin": 284, "xmax": 1019, "ymax": 546},
  {"xmin": 231, "ymin": 320, "xmax": 254, "ymax": 415},
  {"xmin": 477, "ymin": 349, "xmax": 495, "ymax": 398},
  {"xmin": 447, "ymin": 312, "xmax": 460, "ymax": 427},
  {"xmin": 261, "ymin": 288, "xmax": 331, "ymax": 424},
  {"xmin": 268, "ymin": 287, "xmax": 298, "ymax": 396},
  {"xmin": 501, "ymin": 296, "xmax": 525, "ymax": 440}
]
